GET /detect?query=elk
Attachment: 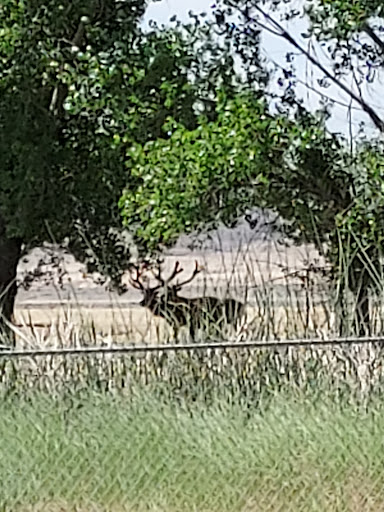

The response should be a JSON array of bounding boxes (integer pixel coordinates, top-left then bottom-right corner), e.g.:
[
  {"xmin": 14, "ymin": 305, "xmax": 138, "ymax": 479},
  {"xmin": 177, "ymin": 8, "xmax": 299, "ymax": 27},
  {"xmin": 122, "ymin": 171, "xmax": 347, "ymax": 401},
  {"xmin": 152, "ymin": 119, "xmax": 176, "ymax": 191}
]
[{"xmin": 129, "ymin": 261, "xmax": 245, "ymax": 340}]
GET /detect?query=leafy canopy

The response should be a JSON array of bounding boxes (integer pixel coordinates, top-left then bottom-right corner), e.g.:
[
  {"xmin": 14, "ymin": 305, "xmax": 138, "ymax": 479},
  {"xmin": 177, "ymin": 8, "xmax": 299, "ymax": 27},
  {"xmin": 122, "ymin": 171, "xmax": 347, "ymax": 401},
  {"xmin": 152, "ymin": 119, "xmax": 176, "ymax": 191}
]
[
  {"xmin": 0, "ymin": 0, "xmax": 234, "ymax": 283},
  {"xmin": 120, "ymin": 0, "xmax": 384, "ymax": 317}
]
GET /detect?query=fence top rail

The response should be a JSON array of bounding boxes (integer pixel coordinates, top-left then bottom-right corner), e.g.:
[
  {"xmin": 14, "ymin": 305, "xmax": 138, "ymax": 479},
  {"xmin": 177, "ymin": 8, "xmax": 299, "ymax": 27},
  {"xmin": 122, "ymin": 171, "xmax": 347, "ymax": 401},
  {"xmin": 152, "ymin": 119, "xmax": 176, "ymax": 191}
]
[{"xmin": 0, "ymin": 336, "xmax": 383, "ymax": 358}]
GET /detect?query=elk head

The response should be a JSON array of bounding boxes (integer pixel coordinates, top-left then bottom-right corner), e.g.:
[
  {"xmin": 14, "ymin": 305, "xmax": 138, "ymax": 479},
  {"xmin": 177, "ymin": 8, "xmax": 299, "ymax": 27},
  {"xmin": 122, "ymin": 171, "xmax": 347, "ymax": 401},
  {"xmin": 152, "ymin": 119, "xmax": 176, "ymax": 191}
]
[
  {"xmin": 129, "ymin": 260, "xmax": 202, "ymax": 310},
  {"xmin": 128, "ymin": 263, "xmax": 162, "ymax": 311}
]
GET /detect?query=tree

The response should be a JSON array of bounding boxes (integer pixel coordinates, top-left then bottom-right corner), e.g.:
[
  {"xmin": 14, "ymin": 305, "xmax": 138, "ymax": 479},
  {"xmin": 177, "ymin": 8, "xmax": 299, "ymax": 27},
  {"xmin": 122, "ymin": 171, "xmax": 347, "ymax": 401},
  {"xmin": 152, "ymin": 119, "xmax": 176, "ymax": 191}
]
[
  {"xmin": 120, "ymin": 0, "xmax": 384, "ymax": 335},
  {"xmin": 0, "ymin": 0, "xmax": 232, "ymax": 341},
  {"xmin": 302, "ymin": 0, "xmax": 384, "ymax": 334},
  {"xmin": 195, "ymin": 0, "xmax": 384, "ymax": 334},
  {"xmin": 119, "ymin": 91, "xmax": 357, "ymax": 324},
  {"xmin": 211, "ymin": 0, "xmax": 384, "ymax": 132}
]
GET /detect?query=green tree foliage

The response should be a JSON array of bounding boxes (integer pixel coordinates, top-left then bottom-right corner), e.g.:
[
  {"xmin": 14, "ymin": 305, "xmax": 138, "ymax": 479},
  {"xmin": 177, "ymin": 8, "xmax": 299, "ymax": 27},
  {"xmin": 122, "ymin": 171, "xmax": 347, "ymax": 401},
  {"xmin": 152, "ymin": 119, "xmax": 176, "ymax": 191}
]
[
  {"xmin": 2, "ymin": 0, "xmax": 383, "ymax": 339},
  {"xmin": 306, "ymin": 0, "xmax": 384, "ymax": 332},
  {"xmin": 307, "ymin": 0, "xmax": 383, "ymax": 39},
  {"xmin": 121, "ymin": 0, "xmax": 384, "ymax": 334},
  {"xmin": 212, "ymin": 0, "xmax": 384, "ymax": 333},
  {"xmin": 120, "ymin": 90, "xmax": 351, "ymax": 260},
  {"xmin": 0, "ymin": 0, "xmax": 234, "ymax": 335},
  {"xmin": 120, "ymin": 92, "xmax": 285, "ymax": 252}
]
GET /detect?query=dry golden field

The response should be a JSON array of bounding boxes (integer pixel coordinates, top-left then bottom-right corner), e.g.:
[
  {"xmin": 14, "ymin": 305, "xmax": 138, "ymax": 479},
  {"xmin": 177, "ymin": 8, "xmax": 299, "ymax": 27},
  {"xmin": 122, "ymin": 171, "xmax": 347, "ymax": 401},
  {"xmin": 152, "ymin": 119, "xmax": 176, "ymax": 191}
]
[{"xmin": 13, "ymin": 235, "xmax": 330, "ymax": 345}]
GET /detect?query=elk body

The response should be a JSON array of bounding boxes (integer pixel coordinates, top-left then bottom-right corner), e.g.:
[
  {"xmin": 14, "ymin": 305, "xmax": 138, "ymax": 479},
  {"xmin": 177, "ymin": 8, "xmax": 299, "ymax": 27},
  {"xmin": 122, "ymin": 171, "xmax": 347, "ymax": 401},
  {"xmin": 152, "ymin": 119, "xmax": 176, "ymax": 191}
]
[{"xmin": 130, "ymin": 261, "xmax": 245, "ymax": 340}]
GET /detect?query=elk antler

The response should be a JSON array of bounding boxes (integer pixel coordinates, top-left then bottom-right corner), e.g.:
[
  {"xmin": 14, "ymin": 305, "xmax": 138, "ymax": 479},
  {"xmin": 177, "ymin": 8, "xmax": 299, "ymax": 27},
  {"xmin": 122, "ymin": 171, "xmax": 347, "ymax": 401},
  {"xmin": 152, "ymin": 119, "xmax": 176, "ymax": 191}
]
[
  {"xmin": 166, "ymin": 261, "xmax": 184, "ymax": 284},
  {"xmin": 173, "ymin": 260, "xmax": 201, "ymax": 290},
  {"xmin": 129, "ymin": 264, "xmax": 162, "ymax": 292},
  {"xmin": 151, "ymin": 261, "xmax": 184, "ymax": 287},
  {"xmin": 128, "ymin": 265, "xmax": 146, "ymax": 290}
]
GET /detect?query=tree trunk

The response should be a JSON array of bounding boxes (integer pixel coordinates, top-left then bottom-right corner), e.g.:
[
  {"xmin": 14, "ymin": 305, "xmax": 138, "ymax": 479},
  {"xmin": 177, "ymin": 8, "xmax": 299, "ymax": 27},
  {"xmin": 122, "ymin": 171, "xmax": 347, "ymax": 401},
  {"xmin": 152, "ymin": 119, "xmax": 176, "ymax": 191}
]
[{"xmin": 0, "ymin": 220, "xmax": 21, "ymax": 345}]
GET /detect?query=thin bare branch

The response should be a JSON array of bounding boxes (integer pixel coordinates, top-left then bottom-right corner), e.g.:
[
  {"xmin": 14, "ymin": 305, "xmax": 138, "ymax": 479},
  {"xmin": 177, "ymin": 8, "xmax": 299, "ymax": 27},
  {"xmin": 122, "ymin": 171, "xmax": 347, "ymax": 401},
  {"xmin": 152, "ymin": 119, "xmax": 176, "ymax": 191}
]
[
  {"xmin": 364, "ymin": 23, "xmax": 384, "ymax": 55},
  {"xmin": 242, "ymin": 5, "xmax": 384, "ymax": 132},
  {"xmin": 264, "ymin": 52, "xmax": 363, "ymax": 111}
]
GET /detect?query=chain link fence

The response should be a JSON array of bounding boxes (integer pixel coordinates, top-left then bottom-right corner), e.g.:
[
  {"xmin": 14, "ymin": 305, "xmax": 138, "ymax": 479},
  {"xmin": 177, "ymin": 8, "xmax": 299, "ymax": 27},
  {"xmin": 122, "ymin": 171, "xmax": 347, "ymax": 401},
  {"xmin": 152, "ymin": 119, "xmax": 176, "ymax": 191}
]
[{"xmin": 1, "ymin": 340, "xmax": 384, "ymax": 511}]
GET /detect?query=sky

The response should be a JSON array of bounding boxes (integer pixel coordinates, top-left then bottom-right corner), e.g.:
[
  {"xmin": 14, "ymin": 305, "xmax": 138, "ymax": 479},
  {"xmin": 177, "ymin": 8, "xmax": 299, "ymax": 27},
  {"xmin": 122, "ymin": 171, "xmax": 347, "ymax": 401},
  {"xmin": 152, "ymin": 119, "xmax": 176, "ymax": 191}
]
[
  {"xmin": 143, "ymin": 0, "xmax": 384, "ymax": 140},
  {"xmin": 144, "ymin": 0, "xmax": 213, "ymax": 25}
]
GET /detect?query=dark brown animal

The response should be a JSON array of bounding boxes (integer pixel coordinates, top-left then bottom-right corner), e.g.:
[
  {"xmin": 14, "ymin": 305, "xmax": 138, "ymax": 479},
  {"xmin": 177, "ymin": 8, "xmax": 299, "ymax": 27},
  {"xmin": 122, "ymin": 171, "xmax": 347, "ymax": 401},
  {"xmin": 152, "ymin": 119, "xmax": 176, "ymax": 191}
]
[{"xmin": 129, "ymin": 261, "xmax": 245, "ymax": 340}]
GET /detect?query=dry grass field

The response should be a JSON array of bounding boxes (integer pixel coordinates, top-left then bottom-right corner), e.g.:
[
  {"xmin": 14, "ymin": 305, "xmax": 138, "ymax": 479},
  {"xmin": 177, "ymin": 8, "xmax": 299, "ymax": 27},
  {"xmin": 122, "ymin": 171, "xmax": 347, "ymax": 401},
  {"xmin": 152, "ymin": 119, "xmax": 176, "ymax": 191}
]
[
  {"xmin": 13, "ymin": 229, "xmax": 330, "ymax": 345},
  {"xmin": 4, "ymin": 230, "xmax": 384, "ymax": 512}
]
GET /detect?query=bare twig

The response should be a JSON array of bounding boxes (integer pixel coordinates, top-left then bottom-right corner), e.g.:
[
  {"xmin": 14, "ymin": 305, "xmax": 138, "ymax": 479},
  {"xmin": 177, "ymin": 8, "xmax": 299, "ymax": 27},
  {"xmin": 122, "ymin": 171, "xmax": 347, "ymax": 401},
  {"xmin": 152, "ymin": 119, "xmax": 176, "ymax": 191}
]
[
  {"xmin": 364, "ymin": 24, "xmax": 384, "ymax": 55},
  {"xmin": 240, "ymin": 4, "xmax": 384, "ymax": 132}
]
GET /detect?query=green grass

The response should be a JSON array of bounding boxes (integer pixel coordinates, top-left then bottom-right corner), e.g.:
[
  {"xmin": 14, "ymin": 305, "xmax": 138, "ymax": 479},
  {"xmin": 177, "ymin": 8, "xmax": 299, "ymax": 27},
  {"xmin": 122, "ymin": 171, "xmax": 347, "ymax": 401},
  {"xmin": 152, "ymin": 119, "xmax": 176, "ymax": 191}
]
[{"xmin": 1, "ymin": 391, "xmax": 384, "ymax": 511}]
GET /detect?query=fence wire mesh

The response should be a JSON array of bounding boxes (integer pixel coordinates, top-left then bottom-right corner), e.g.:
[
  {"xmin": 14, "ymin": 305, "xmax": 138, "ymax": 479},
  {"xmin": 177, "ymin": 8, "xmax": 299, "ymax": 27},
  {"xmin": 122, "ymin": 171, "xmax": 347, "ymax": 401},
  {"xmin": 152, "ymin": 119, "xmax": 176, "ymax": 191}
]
[{"xmin": 1, "ymin": 341, "xmax": 384, "ymax": 511}]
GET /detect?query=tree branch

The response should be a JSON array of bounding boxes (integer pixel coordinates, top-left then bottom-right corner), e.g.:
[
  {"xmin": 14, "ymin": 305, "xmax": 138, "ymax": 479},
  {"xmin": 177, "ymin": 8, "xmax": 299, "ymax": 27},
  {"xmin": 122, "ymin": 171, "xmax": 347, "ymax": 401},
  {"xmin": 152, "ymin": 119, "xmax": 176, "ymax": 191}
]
[
  {"xmin": 241, "ymin": 5, "xmax": 384, "ymax": 133},
  {"xmin": 49, "ymin": 21, "xmax": 85, "ymax": 117},
  {"xmin": 363, "ymin": 23, "xmax": 384, "ymax": 55},
  {"xmin": 265, "ymin": 53, "xmax": 363, "ymax": 111}
]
